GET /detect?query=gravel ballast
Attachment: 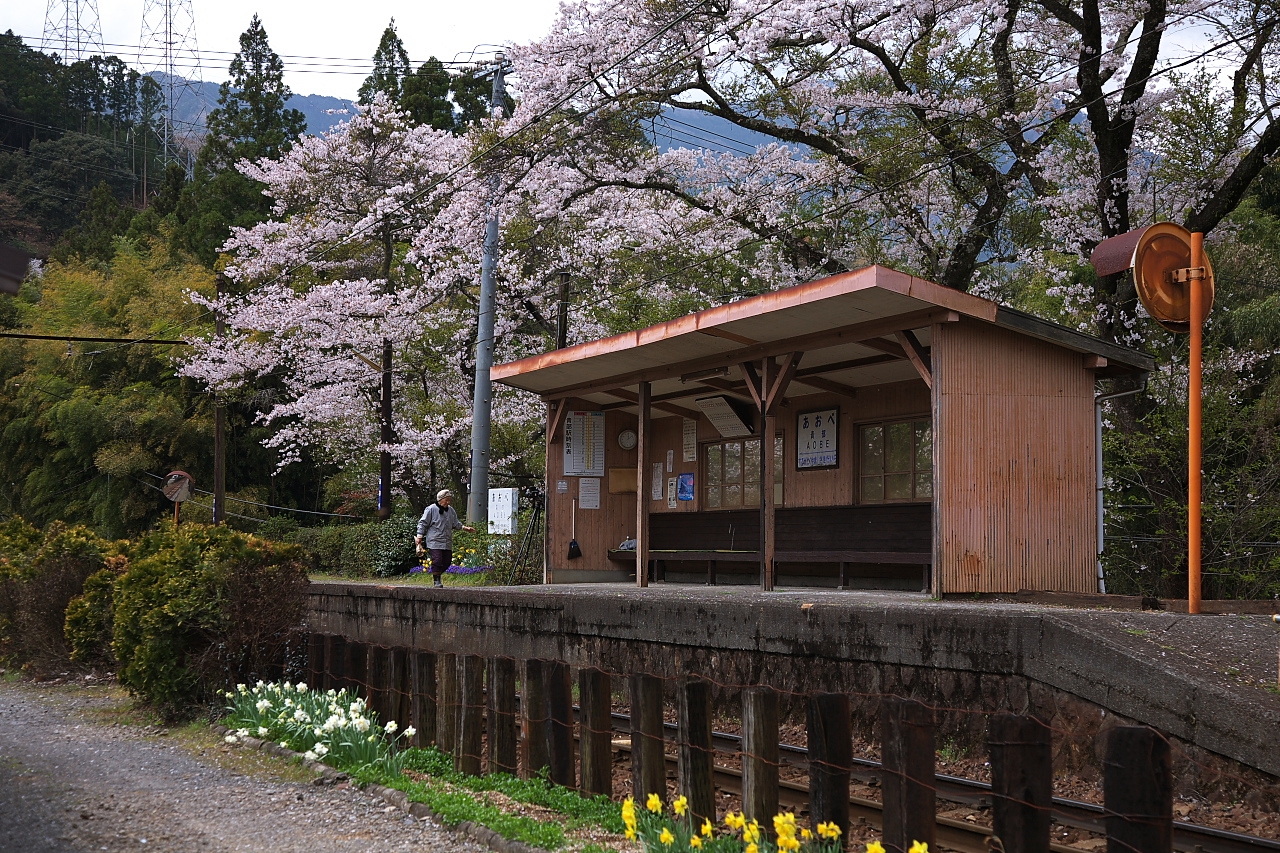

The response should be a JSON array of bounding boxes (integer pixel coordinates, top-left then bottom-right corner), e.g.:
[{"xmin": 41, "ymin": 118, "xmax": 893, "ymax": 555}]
[{"xmin": 0, "ymin": 677, "xmax": 492, "ymax": 853}]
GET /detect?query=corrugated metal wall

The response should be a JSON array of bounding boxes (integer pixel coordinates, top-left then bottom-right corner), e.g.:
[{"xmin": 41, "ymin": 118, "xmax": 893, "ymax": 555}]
[{"xmin": 933, "ymin": 320, "xmax": 1098, "ymax": 593}]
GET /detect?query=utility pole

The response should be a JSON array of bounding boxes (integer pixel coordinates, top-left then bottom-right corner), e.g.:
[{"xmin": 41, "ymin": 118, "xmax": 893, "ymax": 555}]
[
  {"xmin": 556, "ymin": 271, "xmax": 571, "ymax": 350},
  {"xmin": 466, "ymin": 52, "xmax": 507, "ymax": 527},
  {"xmin": 213, "ymin": 273, "xmax": 226, "ymax": 525},
  {"xmin": 379, "ymin": 230, "xmax": 395, "ymax": 520}
]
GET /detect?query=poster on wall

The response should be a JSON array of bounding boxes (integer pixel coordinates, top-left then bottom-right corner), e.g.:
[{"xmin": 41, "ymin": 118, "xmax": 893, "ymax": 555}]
[
  {"xmin": 667, "ymin": 477, "xmax": 678, "ymax": 509},
  {"xmin": 578, "ymin": 477, "xmax": 601, "ymax": 509},
  {"xmin": 563, "ymin": 411, "xmax": 606, "ymax": 477},
  {"xmin": 651, "ymin": 463, "xmax": 664, "ymax": 500},
  {"xmin": 682, "ymin": 418, "xmax": 698, "ymax": 461},
  {"xmin": 677, "ymin": 472, "xmax": 695, "ymax": 501},
  {"xmin": 797, "ymin": 408, "xmax": 839, "ymax": 469}
]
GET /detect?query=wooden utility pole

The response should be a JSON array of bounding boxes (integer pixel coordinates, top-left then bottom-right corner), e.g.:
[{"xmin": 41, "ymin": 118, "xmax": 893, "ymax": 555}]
[{"xmin": 213, "ymin": 273, "xmax": 226, "ymax": 525}]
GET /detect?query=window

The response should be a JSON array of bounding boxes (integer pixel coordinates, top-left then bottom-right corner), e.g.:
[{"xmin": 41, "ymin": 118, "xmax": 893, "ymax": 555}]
[
  {"xmin": 859, "ymin": 420, "xmax": 932, "ymax": 503},
  {"xmin": 703, "ymin": 436, "xmax": 784, "ymax": 509}
]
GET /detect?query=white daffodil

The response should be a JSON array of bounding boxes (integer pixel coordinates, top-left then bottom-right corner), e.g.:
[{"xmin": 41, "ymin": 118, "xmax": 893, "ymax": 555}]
[
  {"xmin": 303, "ymin": 750, "xmax": 318, "ymax": 760},
  {"xmin": 297, "ymin": 683, "xmax": 308, "ymax": 694},
  {"xmin": 293, "ymin": 709, "xmax": 309, "ymax": 723},
  {"xmin": 353, "ymin": 717, "xmax": 370, "ymax": 733},
  {"xmin": 404, "ymin": 726, "xmax": 416, "ymax": 738},
  {"xmin": 256, "ymin": 699, "xmax": 272, "ymax": 712},
  {"xmin": 384, "ymin": 720, "xmax": 398, "ymax": 734},
  {"xmin": 257, "ymin": 726, "xmax": 269, "ymax": 737},
  {"xmin": 282, "ymin": 681, "xmax": 293, "ymax": 692},
  {"xmin": 236, "ymin": 728, "xmax": 250, "ymax": 738},
  {"xmin": 225, "ymin": 735, "xmax": 238, "ymax": 743},
  {"xmin": 313, "ymin": 743, "xmax": 329, "ymax": 757}
]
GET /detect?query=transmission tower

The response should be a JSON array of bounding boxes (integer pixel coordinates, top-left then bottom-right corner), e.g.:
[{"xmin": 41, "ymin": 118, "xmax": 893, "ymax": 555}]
[
  {"xmin": 42, "ymin": 0, "xmax": 106, "ymax": 61},
  {"xmin": 138, "ymin": 0, "xmax": 205, "ymax": 173}
]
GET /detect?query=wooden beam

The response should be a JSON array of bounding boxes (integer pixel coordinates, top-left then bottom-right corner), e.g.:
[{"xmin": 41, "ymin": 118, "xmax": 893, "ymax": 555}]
[
  {"xmin": 796, "ymin": 353, "xmax": 898, "ymax": 377},
  {"xmin": 861, "ymin": 337, "xmax": 908, "ymax": 359},
  {"xmin": 792, "ymin": 375, "xmax": 858, "ymax": 399},
  {"xmin": 539, "ymin": 308, "xmax": 950, "ymax": 400},
  {"xmin": 738, "ymin": 361, "xmax": 763, "ymax": 410},
  {"xmin": 758, "ymin": 357, "xmax": 776, "ymax": 591},
  {"xmin": 636, "ymin": 381, "xmax": 651, "ymax": 589},
  {"xmin": 602, "ymin": 388, "xmax": 701, "ymax": 420},
  {"xmin": 765, "ymin": 352, "xmax": 801, "ymax": 414},
  {"xmin": 1083, "ymin": 354, "xmax": 1108, "ymax": 370},
  {"xmin": 895, "ymin": 330, "xmax": 932, "ymax": 389}
]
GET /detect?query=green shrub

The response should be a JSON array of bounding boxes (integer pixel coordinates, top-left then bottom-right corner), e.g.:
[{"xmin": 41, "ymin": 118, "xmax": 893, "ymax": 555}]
[
  {"xmin": 64, "ymin": 555, "xmax": 128, "ymax": 668},
  {"xmin": 290, "ymin": 513, "xmax": 418, "ymax": 578},
  {"xmin": 112, "ymin": 523, "xmax": 309, "ymax": 718},
  {"xmin": 0, "ymin": 520, "xmax": 110, "ymax": 670}
]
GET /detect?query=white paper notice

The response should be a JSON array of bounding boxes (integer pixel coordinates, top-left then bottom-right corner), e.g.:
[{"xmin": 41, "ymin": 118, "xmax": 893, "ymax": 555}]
[
  {"xmin": 666, "ymin": 477, "xmax": 678, "ymax": 509},
  {"xmin": 682, "ymin": 418, "xmax": 698, "ymax": 462},
  {"xmin": 578, "ymin": 477, "xmax": 601, "ymax": 509},
  {"xmin": 651, "ymin": 463, "xmax": 664, "ymax": 500},
  {"xmin": 563, "ymin": 411, "xmax": 606, "ymax": 477},
  {"xmin": 666, "ymin": 449, "xmax": 674, "ymax": 472}
]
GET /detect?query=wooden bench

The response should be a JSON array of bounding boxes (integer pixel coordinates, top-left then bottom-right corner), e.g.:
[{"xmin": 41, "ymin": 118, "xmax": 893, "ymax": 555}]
[{"xmin": 608, "ymin": 547, "xmax": 931, "ymax": 586}]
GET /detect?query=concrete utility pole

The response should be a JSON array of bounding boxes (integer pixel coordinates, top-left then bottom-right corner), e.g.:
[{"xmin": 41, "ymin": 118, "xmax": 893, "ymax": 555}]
[{"xmin": 466, "ymin": 52, "xmax": 507, "ymax": 526}]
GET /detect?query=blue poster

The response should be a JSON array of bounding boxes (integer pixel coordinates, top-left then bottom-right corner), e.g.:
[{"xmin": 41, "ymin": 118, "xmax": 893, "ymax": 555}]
[{"xmin": 677, "ymin": 472, "xmax": 695, "ymax": 501}]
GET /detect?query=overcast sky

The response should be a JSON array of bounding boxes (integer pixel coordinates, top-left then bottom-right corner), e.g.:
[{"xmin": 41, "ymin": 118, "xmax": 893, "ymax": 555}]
[{"xmin": 7, "ymin": 1, "xmax": 563, "ymax": 99}]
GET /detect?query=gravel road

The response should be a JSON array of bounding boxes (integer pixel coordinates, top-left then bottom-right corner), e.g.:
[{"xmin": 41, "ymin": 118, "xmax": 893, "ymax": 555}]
[{"xmin": 0, "ymin": 677, "xmax": 489, "ymax": 853}]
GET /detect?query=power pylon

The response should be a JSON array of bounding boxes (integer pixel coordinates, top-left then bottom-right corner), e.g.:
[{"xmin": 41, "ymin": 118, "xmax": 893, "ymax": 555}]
[
  {"xmin": 138, "ymin": 0, "xmax": 205, "ymax": 173},
  {"xmin": 42, "ymin": 0, "xmax": 106, "ymax": 61}
]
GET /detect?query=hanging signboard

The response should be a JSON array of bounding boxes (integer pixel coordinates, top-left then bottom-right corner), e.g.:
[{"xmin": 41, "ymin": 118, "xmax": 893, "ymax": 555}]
[
  {"xmin": 797, "ymin": 408, "xmax": 839, "ymax": 469},
  {"xmin": 563, "ymin": 410, "xmax": 606, "ymax": 477},
  {"xmin": 487, "ymin": 488, "xmax": 519, "ymax": 534},
  {"xmin": 695, "ymin": 395, "xmax": 754, "ymax": 438}
]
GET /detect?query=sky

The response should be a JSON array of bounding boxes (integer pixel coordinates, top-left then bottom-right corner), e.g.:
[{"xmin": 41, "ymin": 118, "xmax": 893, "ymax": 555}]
[{"xmin": 7, "ymin": 0, "xmax": 564, "ymax": 99}]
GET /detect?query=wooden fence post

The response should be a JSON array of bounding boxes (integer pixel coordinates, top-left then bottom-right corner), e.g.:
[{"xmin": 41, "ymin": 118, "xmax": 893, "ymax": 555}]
[
  {"xmin": 678, "ymin": 675, "xmax": 715, "ymax": 824},
  {"xmin": 410, "ymin": 650, "xmax": 436, "ymax": 748},
  {"xmin": 1104, "ymin": 726, "xmax": 1172, "ymax": 853},
  {"xmin": 988, "ymin": 713, "xmax": 1052, "ymax": 853},
  {"xmin": 880, "ymin": 697, "xmax": 935, "ymax": 853},
  {"xmin": 325, "ymin": 634, "xmax": 344, "ymax": 692},
  {"xmin": 546, "ymin": 660, "xmax": 576, "ymax": 788},
  {"xmin": 345, "ymin": 642, "xmax": 368, "ymax": 698},
  {"xmin": 808, "ymin": 692, "xmax": 853, "ymax": 841},
  {"xmin": 523, "ymin": 659, "xmax": 551, "ymax": 779},
  {"xmin": 630, "ymin": 673, "xmax": 666, "ymax": 803},
  {"xmin": 436, "ymin": 652, "xmax": 458, "ymax": 756},
  {"xmin": 488, "ymin": 656, "xmax": 519, "ymax": 775},
  {"xmin": 579, "ymin": 666, "xmax": 613, "ymax": 796},
  {"xmin": 392, "ymin": 647, "xmax": 411, "ymax": 730},
  {"xmin": 457, "ymin": 655, "xmax": 485, "ymax": 775},
  {"xmin": 743, "ymin": 686, "xmax": 780, "ymax": 828},
  {"xmin": 307, "ymin": 634, "xmax": 325, "ymax": 690},
  {"xmin": 368, "ymin": 646, "xmax": 392, "ymax": 723}
]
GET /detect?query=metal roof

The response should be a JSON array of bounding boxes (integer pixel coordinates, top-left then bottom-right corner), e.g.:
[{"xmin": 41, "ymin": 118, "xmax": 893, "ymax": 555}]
[{"xmin": 492, "ymin": 265, "xmax": 1153, "ymax": 413}]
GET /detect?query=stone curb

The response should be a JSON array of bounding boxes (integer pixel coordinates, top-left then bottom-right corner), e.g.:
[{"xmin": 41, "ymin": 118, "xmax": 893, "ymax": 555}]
[{"xmin": 211, "ymin": 724, "xmax": 550, "ymax": 853}]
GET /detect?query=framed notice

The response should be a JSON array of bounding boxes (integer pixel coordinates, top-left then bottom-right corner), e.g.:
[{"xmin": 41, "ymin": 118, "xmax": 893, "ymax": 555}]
[
  {"xmin": 797, "ymin": 408, "xmax": 839, "ymax": 469},
  {"xmin": 578, "ymin": 477, "xmax": 601, "ymax": 509},
  {"xmin": 563, "ymin": 410, "xmax": 606, "ymax": 477},
  {"xmin": 682, "ymin": 418, "xmax": 698, "ymax": 462}
]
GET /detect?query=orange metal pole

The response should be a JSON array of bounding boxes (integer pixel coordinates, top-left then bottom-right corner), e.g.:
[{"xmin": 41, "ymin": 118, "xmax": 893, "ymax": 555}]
[
  {"xmin": 1188, "ymin": 233, "xmax": 1205, "ymax": 615},
  {"xmin": 174, "ymin": 500, "xmax": 181, "ymax": 528}
]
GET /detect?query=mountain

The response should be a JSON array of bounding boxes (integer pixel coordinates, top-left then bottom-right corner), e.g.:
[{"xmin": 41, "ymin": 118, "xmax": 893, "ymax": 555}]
[{"xmin": 149, "ymin": 72, "xmax": 357, "ymax": 138}]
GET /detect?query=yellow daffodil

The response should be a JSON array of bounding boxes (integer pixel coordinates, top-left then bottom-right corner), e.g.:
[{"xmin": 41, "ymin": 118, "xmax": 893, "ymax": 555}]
[
  {"xmin": 909, "ymin": 841, "xmax": 930, "ymax": 853},
  {"xmin": 744, "ymin": 820, "xmax": 761, "ymax": 843},
  {"xmin": 746, "ymin": 844, "xmax": 758, "ymax": 853},
  {"xmin": 647, "ymin": 792, "xmax": 663, "ymax": 813},
  {"xmin": 724, "ymin": 811, "xmax": 745, "ymax": 831},
  {"xmin": 817, "ymin": 821, "xmax": 842, "ymax": 840},
  {"xmin": 689, "ymin": 837, "xmax": 702, "ymax": 849},
  {"xmin": 779, "ymin": 837, "xmax": 801, "ymax": 852},
  {"xmin": 801, "ymin": 828, "xmax": 813, "ymax": 840},
  {"xmin": 673, "ymin": 795, "xmax": 688, "ymax": 817},
  {"xmin": 866, "ymin": 841, "xmax": 886, "ymax": 853},
  {"xmin": 701, "ymin": 819, "xmax": 714, "ymax": 837},
  {"xmin": 625, "ymin": 829, "xmax": 636, "ymax": 841},
  {"xmin": 659, "ymin": 827, "xmax": 675, "ymax": 846}
]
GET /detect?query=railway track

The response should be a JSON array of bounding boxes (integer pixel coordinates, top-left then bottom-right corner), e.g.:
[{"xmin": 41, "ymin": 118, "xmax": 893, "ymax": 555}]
[{"xmin": 595, "ymin": 709, "xmax": 1279, "ymax": 853}]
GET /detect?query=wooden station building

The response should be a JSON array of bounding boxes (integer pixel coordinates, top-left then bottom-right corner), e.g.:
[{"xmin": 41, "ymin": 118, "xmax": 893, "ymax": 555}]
[{"xmin": 492, "ymin": 265, "xmax": 1153, "ymax": 594}]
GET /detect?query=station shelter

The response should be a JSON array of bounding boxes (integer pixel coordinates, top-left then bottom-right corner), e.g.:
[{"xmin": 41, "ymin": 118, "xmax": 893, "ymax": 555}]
[{"xmin": 491, "ymin": 265, "xmax": 1153, "ymax": 594}]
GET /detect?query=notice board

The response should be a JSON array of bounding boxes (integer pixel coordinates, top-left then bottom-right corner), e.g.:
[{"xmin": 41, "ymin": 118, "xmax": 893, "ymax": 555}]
[{"xmin": 563, "ymin": 411, "xmax": 606, "ymax": 477}]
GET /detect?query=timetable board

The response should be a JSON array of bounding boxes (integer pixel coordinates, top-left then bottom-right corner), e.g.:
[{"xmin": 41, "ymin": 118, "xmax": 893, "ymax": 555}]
[{"xmin": 563, "ymin": 411, "xmax": 606, "ymax": 477}]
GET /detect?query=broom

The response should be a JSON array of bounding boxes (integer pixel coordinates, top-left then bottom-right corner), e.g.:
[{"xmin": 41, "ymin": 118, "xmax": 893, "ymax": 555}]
[{"xmin": 567, "ymin": 498, "xmax": 582, "ymax": 559}]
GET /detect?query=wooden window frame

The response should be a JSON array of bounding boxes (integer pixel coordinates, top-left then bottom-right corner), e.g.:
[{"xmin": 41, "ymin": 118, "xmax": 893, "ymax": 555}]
[
  {"xmin": 700, "ymin": 434, "xmax": 784, "ymax": 511},
  {"xmin": 856, "ymin": 415, "xmax": 933, "ymax": 505}
]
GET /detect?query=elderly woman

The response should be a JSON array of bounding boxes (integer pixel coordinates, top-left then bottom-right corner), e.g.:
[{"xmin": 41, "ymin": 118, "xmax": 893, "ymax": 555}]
[{"xmin": 414, "ymin": 489, "xmax": 475, "ymax": 588}]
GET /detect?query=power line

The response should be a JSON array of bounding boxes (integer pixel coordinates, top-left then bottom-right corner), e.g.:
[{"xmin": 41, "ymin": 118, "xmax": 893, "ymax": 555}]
[{"xmin": 0, "ymin": 332, "xmax": 188, "ymax": 344}]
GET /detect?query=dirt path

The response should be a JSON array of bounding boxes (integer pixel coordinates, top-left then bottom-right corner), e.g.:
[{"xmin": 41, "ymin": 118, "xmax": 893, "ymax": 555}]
[{"xmin": 0, "ymin": 677, "xmax": 489, "ymax": 853}]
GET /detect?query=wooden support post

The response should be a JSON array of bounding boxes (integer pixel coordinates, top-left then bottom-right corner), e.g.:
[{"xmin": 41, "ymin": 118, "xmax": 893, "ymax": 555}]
[
  {"xmin": 395, "ymin": 648, "xmax": 413, "ymax": 731},
  {"xmin": 678, "ymin": 676, "xmax": 715, "ymax": 823},
  {"xmin": 707, "ymin": 559, "xmax": 716, "ymax": 585},
  {"xmin": 636, "ymin": 380, "xmax": 651, "ymax": 588},
  {"xmin": 839, "ymin": 561, "xmax": 849, "ymax": 590},
  {"xmin": 808, "ymin": 692, "xmax": 852, "ymax": 842},
  {"xmin": 579, "ymin": 667, "xmax": 613, "ymax": 796},
  {"xmin": 410, "ymin": 651, "xmax": 436, "ymax": 748},
  {"xmin": 630, "ymin": 673, "xmax": 666, "ymax": 803},
  {"xmin": 328, "ymin": 635, "xmax": 347, "ymax": 692},
  {"xmin": 880, "ymin": 697, "xmax": 936, "ymax": 853},
  {"xmin": 988, "ymin": 714, "xmax": 1052, "ymax": 853},
  {"xmin": 546, "ymin": 660, "xmax": 576, "ymax": 788},
  {"xmin": 742, "ymin": 686, "xmax": 780, "ymax": 828},
  {"xmin": 307, "ymin": 634, "xmax": 325, "ymax": 690},
  {"xmin": 1104, "ymin": 726, "xmax": 1172, "ymax": 853},
  {"xmin": 436, "ymin": 653, "xmax": 458, "ymax": 756},
  {"xmin": 488, "ymin": 656, "xmax": 519, "ymax": 775},
  {"xmin": 457, "ymin": 655, "xmax": 485, "ymax": 775},
  {"xmin": 756, "ymin": 357, "xmax": 775, "ymax": 590},
  {"xmin": 345, "ymin": 642, "xmax": 368, "ymax": 698},
  {"xmin": 523, "ymin": 659, "xmax": 551, "ymax": 778},
  {"xmin": 368, "ymin": 646, "xmax": 392, "ymax": 723}
]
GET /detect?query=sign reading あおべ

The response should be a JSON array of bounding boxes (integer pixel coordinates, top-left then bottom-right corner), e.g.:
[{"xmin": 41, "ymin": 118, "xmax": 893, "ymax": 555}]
[{"xmin": 797, "ymin": 408, "xmax": 839, "ymax": 469}]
